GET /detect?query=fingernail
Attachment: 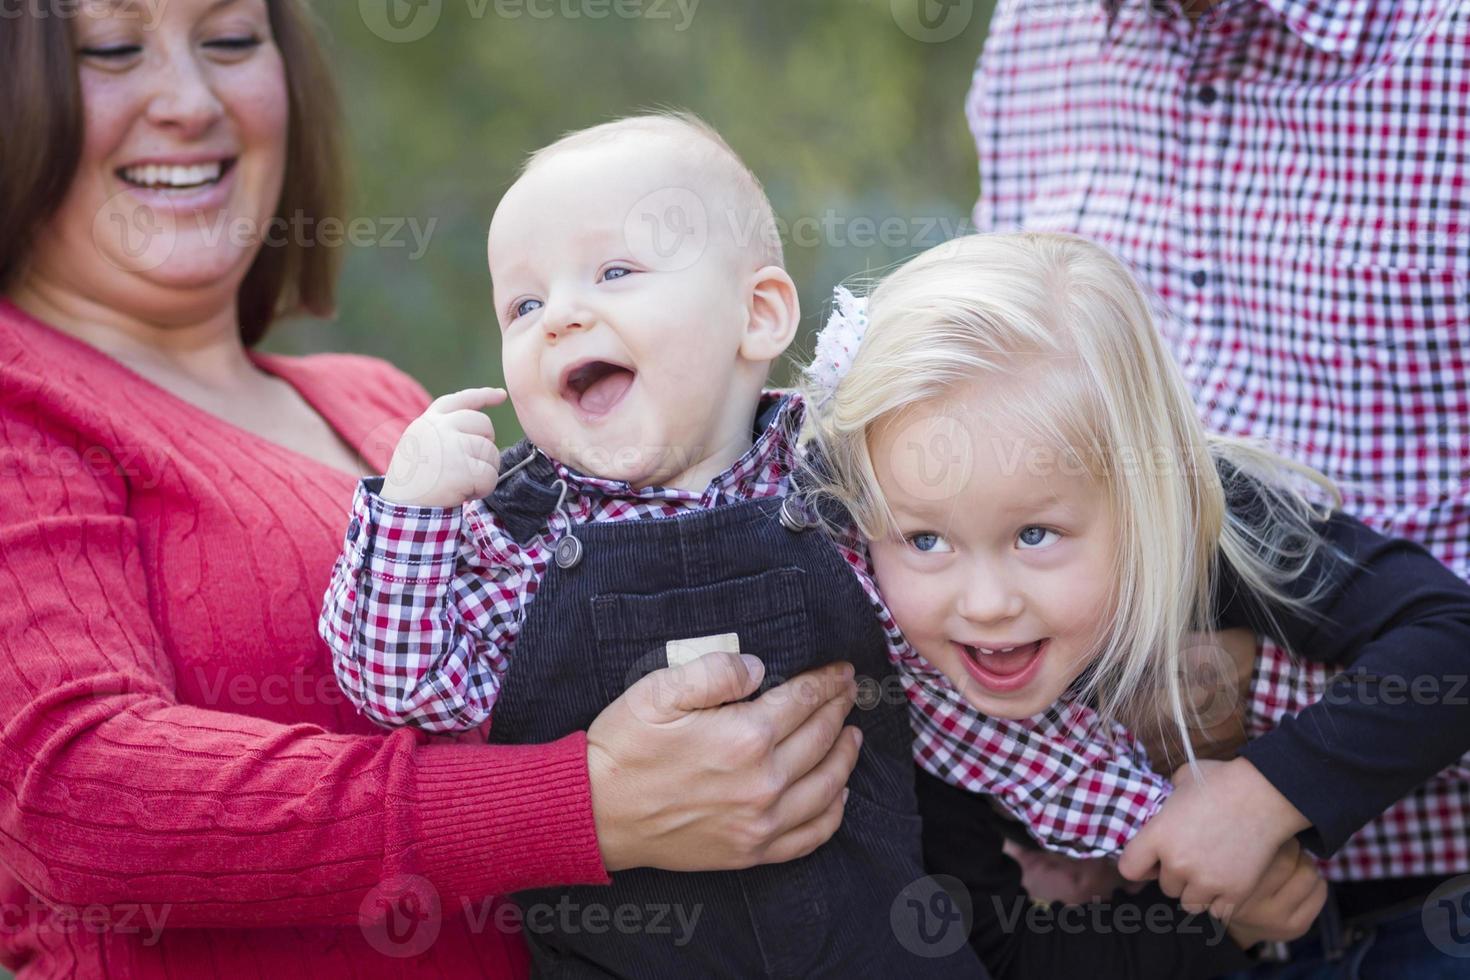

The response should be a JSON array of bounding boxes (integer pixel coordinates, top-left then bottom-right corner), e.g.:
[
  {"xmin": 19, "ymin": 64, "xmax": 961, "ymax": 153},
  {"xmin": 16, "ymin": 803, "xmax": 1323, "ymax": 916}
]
[
  {"xmin": 851, "ymin": 728, "xmax": 864, "ymax": 747},
  {"xmin": 842, "ymin": 788, "xmax": 850, "ymax": 804}
]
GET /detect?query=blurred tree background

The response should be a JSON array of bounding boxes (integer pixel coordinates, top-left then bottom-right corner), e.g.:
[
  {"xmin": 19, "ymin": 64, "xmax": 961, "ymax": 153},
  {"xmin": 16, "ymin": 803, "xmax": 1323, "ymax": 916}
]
[{"xmin": 266, "ymin": 0, "xmax": 997, "ymax": 441}]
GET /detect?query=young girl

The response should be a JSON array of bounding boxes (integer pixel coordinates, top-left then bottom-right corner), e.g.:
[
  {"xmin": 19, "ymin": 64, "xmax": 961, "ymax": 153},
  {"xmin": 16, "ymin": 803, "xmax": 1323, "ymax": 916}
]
[{"xmin": 802, "ymin": 232, "xmax": 1470, "ymax": 975}]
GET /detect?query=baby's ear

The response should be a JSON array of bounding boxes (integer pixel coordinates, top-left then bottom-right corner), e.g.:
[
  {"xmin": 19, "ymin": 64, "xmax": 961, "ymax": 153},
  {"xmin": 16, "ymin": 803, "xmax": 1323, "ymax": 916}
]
[{"xmin": 740, "ymin": 266, "xmax": 801, "ymax": 363}]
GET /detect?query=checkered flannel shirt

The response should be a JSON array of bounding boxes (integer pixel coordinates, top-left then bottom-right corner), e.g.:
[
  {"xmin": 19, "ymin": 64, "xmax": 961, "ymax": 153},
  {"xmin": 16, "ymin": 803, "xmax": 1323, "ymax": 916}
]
[
  {"xmin": 969, "ymin": 0, "xmax": 1470, "ymax": 872},
  {"xmin": 319, "ymin": 391, "xmax": 1169, "ymax": 857}
]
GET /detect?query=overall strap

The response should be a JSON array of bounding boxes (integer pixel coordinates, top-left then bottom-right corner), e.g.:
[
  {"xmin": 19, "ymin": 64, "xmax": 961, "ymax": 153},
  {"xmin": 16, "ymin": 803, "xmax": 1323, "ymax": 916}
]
[
  {"xmin": 486, "ymin": 440, "xmax": 564, "ymax": 545},
  {"xmin": 790, "ymin": 439, "xmax": 860, "ymax": 533}
]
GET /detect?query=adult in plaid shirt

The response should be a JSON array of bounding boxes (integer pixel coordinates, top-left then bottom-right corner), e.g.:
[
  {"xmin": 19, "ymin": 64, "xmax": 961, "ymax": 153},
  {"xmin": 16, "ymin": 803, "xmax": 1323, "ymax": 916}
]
[{"xmin": 966, "ymin": 0, "xmax": 1470, "ymax": 971}]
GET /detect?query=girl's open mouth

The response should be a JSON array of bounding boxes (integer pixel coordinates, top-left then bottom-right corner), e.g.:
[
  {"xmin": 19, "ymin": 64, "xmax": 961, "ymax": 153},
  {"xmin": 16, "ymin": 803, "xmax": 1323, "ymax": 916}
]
[{"xmin": 956, "ymin": 638, "xmax": 1049, "ymax": 693}]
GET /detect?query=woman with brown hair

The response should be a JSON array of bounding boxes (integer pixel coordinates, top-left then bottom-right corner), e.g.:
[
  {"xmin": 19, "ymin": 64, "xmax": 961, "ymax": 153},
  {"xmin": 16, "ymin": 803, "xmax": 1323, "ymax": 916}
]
[{"xmin": 0, "ymin": 2, "xmax": 862, "ymax": 975}]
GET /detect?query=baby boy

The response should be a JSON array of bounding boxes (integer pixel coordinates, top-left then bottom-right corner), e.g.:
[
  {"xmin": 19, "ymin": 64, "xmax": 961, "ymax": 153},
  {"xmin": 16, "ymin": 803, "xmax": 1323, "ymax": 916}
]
[{"xmin": 319, "ymin": 113, "xmax": 987, "ymax": 977}]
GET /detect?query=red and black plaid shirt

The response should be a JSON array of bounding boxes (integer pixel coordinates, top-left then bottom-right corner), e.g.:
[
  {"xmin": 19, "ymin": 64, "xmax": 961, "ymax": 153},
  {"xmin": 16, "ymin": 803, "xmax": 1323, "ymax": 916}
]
[{"xmin": 969, "ymin": 0, "xmax": 1470, "ymax": 878}]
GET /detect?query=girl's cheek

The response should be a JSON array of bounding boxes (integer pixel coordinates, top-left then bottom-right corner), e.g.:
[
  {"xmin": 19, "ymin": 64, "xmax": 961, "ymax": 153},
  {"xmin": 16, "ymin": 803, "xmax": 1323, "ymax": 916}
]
[{"xmin": 870, "ymin": 551, "xmax": 930, "ymax": 633}]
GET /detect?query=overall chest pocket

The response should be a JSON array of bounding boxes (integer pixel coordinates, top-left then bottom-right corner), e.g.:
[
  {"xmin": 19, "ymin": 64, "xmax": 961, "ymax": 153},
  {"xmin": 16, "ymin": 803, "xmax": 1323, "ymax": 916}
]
[{"xmin": 591, "ymin": 567, "xmax": 811, "ymax": 703}]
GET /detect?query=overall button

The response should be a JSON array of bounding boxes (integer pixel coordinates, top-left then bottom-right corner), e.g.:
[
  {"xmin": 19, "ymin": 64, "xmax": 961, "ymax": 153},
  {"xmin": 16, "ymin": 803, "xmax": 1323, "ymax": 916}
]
[
  {"xmin": 779, "ymin": 497, "xmax": 817, "ymax": 533},
  {"xmin": 554, "ymin": 534, "xmax": 584, "ymax": 569}
]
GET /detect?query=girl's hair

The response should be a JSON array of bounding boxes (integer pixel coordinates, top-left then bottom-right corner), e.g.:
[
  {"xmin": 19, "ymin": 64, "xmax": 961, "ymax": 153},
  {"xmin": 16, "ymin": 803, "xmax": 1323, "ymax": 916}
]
[{"xmin": 803, "ymin": 232, "xmax": 1340, "ymax": 754}]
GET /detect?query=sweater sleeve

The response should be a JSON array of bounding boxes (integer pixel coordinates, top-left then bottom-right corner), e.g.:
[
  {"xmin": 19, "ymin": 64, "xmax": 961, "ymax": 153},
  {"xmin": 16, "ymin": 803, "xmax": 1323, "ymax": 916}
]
[
  {"xmin": 918, "ymin": 769, "xmax": 1252, "ymax": 978},
  {"xmin": 1216, "ymin": 483, "xmax": 1470, "ymax": 854},
  {"xmin": 0, "ymin": 399, "xmax": 609, "ymax": 928}
]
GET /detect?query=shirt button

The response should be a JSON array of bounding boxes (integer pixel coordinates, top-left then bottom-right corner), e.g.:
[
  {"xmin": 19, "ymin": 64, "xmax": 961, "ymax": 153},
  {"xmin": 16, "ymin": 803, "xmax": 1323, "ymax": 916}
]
[
  {"xmin": 1196, "ymin": 84, "xmax": 1218, "ymax": 106},
  {"xmin": 1191, "ymin": 270, "xmax": 1209, "ymax": 288},
  {"xmin": 346, "ymin": 518, "xmax": 361, "ymax": 538}
]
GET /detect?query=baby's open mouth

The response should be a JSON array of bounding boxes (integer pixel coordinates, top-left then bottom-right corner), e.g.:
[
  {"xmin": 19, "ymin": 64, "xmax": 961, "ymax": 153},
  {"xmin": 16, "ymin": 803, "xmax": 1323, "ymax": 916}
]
[{"xmin": 562, "ymin": 359, "xmax": 636, "ymax": 418}]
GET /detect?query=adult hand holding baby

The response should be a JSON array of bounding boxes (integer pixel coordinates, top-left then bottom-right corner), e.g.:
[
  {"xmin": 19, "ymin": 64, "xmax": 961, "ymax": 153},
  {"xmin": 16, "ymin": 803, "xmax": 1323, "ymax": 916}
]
[
  {"xmin": 381, "ymin": 387, "xmax": 509, "ymax": 507},
  {"xmin": 587, "ymin": 652, "xmax": 862, "ymax": 873}
]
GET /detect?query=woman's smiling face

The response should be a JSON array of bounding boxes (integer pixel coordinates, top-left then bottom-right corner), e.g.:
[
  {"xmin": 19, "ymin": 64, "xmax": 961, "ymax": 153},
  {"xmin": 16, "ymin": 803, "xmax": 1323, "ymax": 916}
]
[
  {"xmin": 30, "ymin": 0, "xmax": 288, "ymax": 308},
  {"xmin": 865, "ymin": 383, "xmax": 1119, "ymax": 719}
]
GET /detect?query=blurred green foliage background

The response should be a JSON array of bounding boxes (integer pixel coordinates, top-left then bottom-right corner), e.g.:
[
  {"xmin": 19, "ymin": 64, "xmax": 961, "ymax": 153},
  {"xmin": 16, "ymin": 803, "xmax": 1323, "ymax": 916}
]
[{"xmin": 265, "ymin": 0, "xmax": 996, "ymax": 441}]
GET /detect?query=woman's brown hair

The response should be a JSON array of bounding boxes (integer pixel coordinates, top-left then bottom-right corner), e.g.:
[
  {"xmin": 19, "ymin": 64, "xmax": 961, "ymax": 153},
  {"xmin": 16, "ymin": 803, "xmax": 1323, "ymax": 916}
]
[{"xmin": 0, "ymin": 0, "xmax": 345, "ymax": 347}]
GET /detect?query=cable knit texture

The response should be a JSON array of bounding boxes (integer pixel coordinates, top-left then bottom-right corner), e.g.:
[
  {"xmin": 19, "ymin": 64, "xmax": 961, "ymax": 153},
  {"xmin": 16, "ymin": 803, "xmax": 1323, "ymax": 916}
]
[{"xmin": 0, "ymin": 299, "xmax": 608, "ymax": 978}]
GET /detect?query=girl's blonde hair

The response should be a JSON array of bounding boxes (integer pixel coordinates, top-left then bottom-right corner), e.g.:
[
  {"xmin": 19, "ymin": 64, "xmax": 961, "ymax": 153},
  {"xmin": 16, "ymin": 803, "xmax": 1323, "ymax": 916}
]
[{"xmin": 803, "ymin": 232, "xmax": 1340, "ymax": 755}]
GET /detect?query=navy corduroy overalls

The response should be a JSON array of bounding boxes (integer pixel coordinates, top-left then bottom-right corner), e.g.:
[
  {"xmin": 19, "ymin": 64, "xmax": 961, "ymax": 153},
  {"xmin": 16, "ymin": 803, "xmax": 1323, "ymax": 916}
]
[{"xmin": 484, "ymin": 436, "xmax": 986, "ymax": 978}]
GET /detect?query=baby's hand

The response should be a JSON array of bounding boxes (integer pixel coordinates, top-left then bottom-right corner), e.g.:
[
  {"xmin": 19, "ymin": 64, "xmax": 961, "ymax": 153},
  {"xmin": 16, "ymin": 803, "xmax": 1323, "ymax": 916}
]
[
  {"xmin": 1117, "ymin": 757, "xmax": 1310, "ymax": 920},
  {"xmin": 381, "ymin": 387, "xmax": 508, "ymax": 508},
  {"xmin": 1223, "ymin": 838, "xmax": 1327, "ymax": 948}
]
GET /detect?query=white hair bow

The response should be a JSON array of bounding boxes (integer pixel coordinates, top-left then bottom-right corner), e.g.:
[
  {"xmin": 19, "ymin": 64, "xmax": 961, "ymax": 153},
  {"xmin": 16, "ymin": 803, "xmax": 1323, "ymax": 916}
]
[{"xmin": 804, "ymin": 286, "xmax": 869, "ymax": 405}]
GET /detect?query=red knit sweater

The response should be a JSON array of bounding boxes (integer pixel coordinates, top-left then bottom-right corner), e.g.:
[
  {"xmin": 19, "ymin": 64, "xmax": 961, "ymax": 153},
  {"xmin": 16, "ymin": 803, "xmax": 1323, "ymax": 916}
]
[{"xmin": 0, "ymin": 299, "xmax": 610, "ymax": 978}]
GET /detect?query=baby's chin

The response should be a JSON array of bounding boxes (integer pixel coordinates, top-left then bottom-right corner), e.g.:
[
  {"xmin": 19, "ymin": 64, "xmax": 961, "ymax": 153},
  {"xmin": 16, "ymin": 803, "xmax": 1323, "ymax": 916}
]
[{"xmin": 535, "ymin": 433, "xmax": 666, "ymax": 487}]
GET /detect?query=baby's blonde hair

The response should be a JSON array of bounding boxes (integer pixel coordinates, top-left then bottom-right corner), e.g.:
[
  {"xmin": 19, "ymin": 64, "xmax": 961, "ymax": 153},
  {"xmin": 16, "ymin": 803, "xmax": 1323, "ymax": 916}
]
[
  {"xmin": 523, "ymin": 109, "xmax": 784, "ymax": 268},
  {"xmin": 804, "ymin": 232, "xmax": 1340, "ymax": 755}
]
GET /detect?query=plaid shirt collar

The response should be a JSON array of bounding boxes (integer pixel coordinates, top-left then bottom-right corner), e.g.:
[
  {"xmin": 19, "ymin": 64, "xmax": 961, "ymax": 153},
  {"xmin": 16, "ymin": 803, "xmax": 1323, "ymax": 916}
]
[
  {"xmin": 1104, "ymin": 0, "xmax": 1381, "ymax": 55},
  {"xmin": 541, "ymin": 390, "xmax": 803, "ymax": 503}
]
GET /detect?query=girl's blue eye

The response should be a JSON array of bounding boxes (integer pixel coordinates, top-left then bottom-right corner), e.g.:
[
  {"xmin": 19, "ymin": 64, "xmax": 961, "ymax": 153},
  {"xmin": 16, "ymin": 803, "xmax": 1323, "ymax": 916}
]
[
  {"xmin": 602, "ymin": 267, "xmax": 632, "ymax": 281},
  {"xmin": 514, "ymin": 299, "xmax": 543, "ymax": 319},
  {"xmin": 908, "ymin": 532, "xmax": 952, "ymax": 554},
  {"xmin": 1017, "ymin": 526, "xmax": 1057, "ymax": 549}
]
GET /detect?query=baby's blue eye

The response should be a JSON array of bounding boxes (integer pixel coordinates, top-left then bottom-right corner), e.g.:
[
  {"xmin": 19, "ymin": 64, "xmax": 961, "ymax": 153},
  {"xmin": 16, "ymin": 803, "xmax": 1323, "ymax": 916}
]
[
  {"xmin": 602, "ymin": 267, "xmax": 632, "ymax": 281},
  {"xmin": 514, "ymin": 298, "xmax": 543, "ymax": 319},
  {"xmin": 908, "ymin": 532, "xmax": 952, "ymax": 554},
  {"xmin": 1017, "ymin": 526, "xmax": 1057, "ymax": 549}
]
